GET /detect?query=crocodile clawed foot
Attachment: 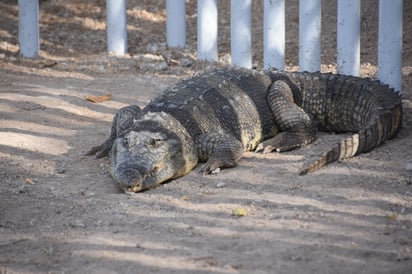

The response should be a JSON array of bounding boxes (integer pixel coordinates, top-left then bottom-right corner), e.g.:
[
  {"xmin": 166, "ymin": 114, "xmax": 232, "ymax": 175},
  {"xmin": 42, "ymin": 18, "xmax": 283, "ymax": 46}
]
[
  {"xmin": 85, "ymin": 143, "xmax": 111, "ymax": 158},
  {"xmin": 255, "ymin": 143, "xmax": 278, "ymax": 154},
  {"xmin": 85, "ymin": 145, "xmax": 101, "ymax": 156},
  {"xmin": 200, "ymin": 162, "xmax": 221, "ymax": 175},
  {"xmin": 254, "ymin": 144, "xmax": 263, "ymax": 153}
]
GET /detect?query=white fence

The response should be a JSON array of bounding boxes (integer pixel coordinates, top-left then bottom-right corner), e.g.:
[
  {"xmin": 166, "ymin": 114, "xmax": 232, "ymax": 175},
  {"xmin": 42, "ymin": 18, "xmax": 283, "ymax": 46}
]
[{"xmin": 18, "ymin": 0, "xmax": 403, "ymax": 93}]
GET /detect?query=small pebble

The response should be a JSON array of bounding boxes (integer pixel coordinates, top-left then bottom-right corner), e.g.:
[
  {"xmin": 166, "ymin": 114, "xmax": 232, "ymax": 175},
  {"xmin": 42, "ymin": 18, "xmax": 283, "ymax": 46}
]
[
  {"xmin": 18, "ymin": 185, "xmax": 30, "ymax": 194},
  {"xmin": 56, "ymin": 165, "xmax": 66, "ymax": 174},
  {"xmin": 216, "ymin": 182, "xmax": 226, "ymax": 188},
  {"xmin": 81, "ymin": 191, "xmax": 95, "ymax": 197},
  {"xmin": 70, "ymin": 220, "xmax": 86, "ymax": 228},
  {"xmin": 155, "ymin": 61, "xmax": 168, "ymax": 71},
  {"xmin": 220, "ymin": 53, "xmax": 231, "ymax": 63}
]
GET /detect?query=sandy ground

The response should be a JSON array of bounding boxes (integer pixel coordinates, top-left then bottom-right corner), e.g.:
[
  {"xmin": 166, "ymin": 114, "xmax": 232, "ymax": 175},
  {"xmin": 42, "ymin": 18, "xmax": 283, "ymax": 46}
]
[{"xmin": 1, "ymin": 0, "xmax": 412, "ymax": 273}]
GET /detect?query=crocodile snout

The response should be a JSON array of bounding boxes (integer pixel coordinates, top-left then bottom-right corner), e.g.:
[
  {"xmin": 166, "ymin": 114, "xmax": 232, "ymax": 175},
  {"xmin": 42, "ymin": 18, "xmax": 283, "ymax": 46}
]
[{"xmin": 113, "ymin": 166, "xmax": 144, "ymax": 192}]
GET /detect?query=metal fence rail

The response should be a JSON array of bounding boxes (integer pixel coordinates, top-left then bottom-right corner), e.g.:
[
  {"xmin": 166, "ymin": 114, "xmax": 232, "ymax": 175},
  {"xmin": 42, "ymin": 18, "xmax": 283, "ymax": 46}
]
[{"xmin": 18, "ymin": 0, "xmax": 403, "ymax": 93}]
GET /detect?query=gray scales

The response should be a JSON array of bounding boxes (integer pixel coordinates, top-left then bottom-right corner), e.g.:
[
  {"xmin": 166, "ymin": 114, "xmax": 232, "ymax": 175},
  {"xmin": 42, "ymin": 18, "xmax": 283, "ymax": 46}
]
[{"xmin": 87, "ymin": 68, "xmax": 402, "ymax": 192}]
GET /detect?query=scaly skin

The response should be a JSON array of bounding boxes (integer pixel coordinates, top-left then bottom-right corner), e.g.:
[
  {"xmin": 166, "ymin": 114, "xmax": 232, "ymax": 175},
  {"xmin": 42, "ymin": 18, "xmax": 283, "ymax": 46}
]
[
  {"xmin": 264, "ymin": 70, "xmax": 402, "ymax": 174},
  {"xmin": 87, "ymin": 68, "xmax": 402, "ymax": 192}
]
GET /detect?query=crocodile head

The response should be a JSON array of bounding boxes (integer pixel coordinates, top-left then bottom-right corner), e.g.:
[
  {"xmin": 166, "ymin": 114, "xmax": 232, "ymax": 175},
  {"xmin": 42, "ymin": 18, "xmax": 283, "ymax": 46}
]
[{"xmin": 110, "ymin": 111, "xmax": 198, "ymax": 192}]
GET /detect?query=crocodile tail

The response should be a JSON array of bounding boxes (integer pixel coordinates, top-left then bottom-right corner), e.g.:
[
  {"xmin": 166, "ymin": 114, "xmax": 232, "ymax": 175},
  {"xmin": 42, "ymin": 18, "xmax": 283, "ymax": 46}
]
[
  {"xmin": 298, "ymin": 133, "xmax": 360, "ymax": 175},
  {"xmin": 298, "ymin": 102, "xmax": 402, "ymax": 175}
]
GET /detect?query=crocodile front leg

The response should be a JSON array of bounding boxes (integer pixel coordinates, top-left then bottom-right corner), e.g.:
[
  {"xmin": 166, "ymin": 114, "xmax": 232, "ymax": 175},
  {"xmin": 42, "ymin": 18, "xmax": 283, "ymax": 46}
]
[
  {"xmin": 256, "ymin": 80, "xmax": 316, "ymax": 153},
  {"xmin": 195, "ymin": 133, "xmax": 244, "ymax": 174},
  {"xmin": 86, "ymin": 105, "xmax": 141, "ymax": 158}
]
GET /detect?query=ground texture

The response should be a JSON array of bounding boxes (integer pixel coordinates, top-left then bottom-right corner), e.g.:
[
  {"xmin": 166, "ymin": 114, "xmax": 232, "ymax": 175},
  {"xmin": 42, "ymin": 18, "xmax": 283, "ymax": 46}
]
[{"xmin": 1, "ymin": 0, "xmax": 412, "ymax": 273}]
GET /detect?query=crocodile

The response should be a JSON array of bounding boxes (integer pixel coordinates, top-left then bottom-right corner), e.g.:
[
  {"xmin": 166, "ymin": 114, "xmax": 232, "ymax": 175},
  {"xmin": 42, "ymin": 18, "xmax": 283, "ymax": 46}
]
[{"xmin": 87, "ymin": 68, "xmax": 402, "ymax": 192}]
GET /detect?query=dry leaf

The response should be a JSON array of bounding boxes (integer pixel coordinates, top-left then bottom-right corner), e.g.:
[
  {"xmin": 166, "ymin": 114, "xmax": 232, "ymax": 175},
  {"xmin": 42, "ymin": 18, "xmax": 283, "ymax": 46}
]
[
  {"xmin": 387, "ymin": 213, "xmax": 398, "ymax": 221},
  {"xmin": 232, "ymin": 207, "xmax": 248, "ymax": 217},
  {"xmin": 39, "ymin": 62, "xmax": 58, "ymax": 69},
  {"xmin": 181, "ymin": 195, "xmax": 190, "ymax": 201},
  {"xmin": 85, "ymin": 93, "xmax": 112, "ymax": 103}
]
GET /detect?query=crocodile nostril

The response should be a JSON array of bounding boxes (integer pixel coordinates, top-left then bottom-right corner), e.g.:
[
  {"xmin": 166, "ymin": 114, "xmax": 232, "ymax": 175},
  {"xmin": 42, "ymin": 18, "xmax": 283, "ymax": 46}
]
[{"xmin": 122, "ymin": 168, "xmax": 138, "ymax": 178}]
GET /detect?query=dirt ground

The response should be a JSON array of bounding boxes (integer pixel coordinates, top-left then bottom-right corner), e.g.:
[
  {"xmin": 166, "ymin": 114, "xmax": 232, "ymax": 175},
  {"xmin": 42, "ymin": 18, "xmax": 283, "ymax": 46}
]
[{"xmin": 1, "ymin": 0, "xmax": 412, "ymax": 273}]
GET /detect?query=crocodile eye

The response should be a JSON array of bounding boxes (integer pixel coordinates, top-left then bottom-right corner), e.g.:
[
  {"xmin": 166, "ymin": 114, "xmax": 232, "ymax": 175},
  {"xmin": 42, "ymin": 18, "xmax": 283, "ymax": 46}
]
[
  {"xmin": 149, "ymin": 138, "xmax": 156, "ymax": 146},
  {"xmin": 148, "ymin": 138, "xmax": 163, "ymax": 147}
]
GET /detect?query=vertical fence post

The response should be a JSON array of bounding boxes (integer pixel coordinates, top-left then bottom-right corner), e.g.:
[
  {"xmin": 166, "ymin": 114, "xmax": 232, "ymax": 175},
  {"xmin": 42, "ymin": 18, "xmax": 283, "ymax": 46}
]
[
  {"xmin": 337, "ymin": 0, "xmax": 360, "ymax": 76},
  {"xmin": 231, "ymin": 0, "xmax": 252, "ymax": 68},
  {"xmin": 166, "ymin": 0, "xmax": 186, "ymax": 48},
  {"xmin": 107, "ymin": 0, "xmax": 128, "ymax": 55},
  {"xmin": 299, "ymin": 0, "xmax": 321, "ymax": 72},
  {"xmin": 263, "ymin": 0, "xmax": 285, "ymax": 69},
  {"xmin": 197, "ymin": 0, "xmax": 218, "ymax": 61},
  {"xmin": 18, "ymin": 0, "xmax": 39, "ymax": 58},
  {"xmin": 378, "ymin": 0, "xmax": 403, "ymax": 93}
]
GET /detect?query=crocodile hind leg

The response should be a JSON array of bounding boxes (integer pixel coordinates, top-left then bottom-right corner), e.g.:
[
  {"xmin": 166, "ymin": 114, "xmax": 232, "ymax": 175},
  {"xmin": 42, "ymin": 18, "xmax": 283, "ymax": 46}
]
[
  {"xmin": 256, "ymin": 80, "xmax": 316, "ymax": 153},
  {"xmin": 196, "ymin": 133, "xmax": 244, "ymax": 174},
  {"xmin": 86, "ymin": 105, "xmax": 141, "ymax": 158}
]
